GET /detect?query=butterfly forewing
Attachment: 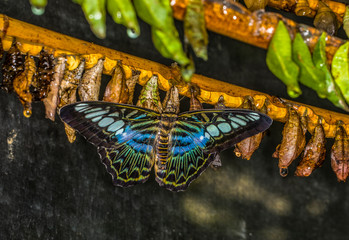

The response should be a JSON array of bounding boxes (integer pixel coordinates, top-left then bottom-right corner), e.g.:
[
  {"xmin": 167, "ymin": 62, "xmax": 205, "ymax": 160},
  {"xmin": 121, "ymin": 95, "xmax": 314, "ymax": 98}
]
[
  {"xmin": 59, "ymin": 101, "xmax": 160, "ymax": 186},
  {"xmin": 178, "ymin": 109, "xmax": 272, "ymax": 153}
]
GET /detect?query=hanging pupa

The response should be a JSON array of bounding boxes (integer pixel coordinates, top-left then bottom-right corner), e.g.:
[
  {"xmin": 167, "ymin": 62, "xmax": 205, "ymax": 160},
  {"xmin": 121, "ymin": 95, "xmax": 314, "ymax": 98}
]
[
  {"xmin": 244, "ymin": 0, "xmax": 269, "ymax": 12},
  {"xmin": 1, "ymin": 42, "xmax": 25, "ymax": 92},
  {"xmin": 313, "ymin": 1, "xmax": 339, "ymax": 36},
  {"xmin": 43, "ymin": 56, "xmax": 66, "ymax": 121},
  {"xmin": 78, "ymin": 58, "xmax": 104, "ymax": 101},
  {"xmin": 103, "ymin": 61, "xmax": 129, "ymax": 104},
  {"xmin": 295, "ymin": 117, "xmax": 326, "ymax": 177},
  {"xmin": 272, "ymin": 106, "xmax": 307, "ymax": 176},
  {"xmin": 162, "ymin": 85, "xmax": 180, "ymax": 114},
  {"xmin": 234, "ymin": 97, "xmax": 267, "ymax": 160},
  {"xmin": 136, "ymin": 74, "xmax": 162, "ymax": 112},
  {"xmin": 126, "ymin": 70, "xmax": 140, "ymax": 105},
  {"xmin": 331, "ymin": 122, "xmax": 349, "ymax": 182},
  {"xmin": 58, "ymin": 60, "xmax": 85, "ymax": 143},
  {"xmin": 31, "ymin": 48, "xmax": 55, "ymax": 101},
  {"xmin": 294, "ymin": 0, "xmax": 312, "ymax": 16},
  {"xmin": 13, "ymin": 54, "xmax": 36, "ymax": 118}
]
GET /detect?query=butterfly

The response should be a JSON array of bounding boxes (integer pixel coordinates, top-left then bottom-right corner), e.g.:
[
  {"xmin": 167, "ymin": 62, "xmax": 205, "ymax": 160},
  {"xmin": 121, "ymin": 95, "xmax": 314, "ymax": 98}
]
[{"xmin": 59, "ymin": 101, "xmax": 272, "ymax": 191}]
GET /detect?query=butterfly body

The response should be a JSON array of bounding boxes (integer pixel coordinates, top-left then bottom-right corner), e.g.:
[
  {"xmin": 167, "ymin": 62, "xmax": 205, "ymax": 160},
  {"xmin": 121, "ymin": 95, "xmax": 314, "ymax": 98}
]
[{"xmin": 60, "ymin": 101, "xmax": 272, "ymax": 191}]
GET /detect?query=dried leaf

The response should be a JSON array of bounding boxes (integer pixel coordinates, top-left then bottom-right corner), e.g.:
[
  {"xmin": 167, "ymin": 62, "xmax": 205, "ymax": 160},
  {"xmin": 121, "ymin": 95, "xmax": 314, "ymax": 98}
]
[{"xmin": 266, "ymin": 21, "xmax": 301, "ymax": 98}]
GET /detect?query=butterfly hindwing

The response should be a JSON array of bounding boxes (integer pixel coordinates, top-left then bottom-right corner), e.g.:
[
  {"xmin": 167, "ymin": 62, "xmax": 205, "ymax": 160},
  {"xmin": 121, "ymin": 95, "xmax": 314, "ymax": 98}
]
[
  {"xmin": 59, "ymin": 101, "xmax": 160, "ymax": 186},
  {"xmin": 155, "ymin": 121, "xmax": 216, "ymax": 191},
  {"xmin": 155, "ymin": 109, "xmax": 272, "ymax": 191}
]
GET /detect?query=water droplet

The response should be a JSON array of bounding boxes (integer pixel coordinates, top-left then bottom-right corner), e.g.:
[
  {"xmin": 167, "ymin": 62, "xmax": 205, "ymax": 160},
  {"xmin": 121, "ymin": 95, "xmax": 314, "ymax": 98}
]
[
  {"xmin": 23, "ymin": 109, "xmax": 32, "ymax": 118},
  {"xmin": 31, "ymin": 6, "xmax": 45, "ymax": 16},
  {"xmin": 127, "ymin": 28, "xmax": 139, "ymax": 39},
  {"xmin": 280, "ymin": 167, "xmax": 288, "ymax": 177}
]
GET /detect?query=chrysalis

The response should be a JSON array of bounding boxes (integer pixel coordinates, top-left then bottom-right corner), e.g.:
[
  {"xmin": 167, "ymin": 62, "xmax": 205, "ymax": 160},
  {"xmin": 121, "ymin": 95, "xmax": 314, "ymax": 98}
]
[
  {"xmin": 136, "ymin": 74, "xmax": 162, "ymax": 112},
  {"xmin": 331, "ymin": 122, "xmax": 349, "ymax": 182},
  {"xmin": 295, "ymin": 118, "xmax": 326, "ymax": 177},
  {"xmin": 234, "ymin": 96, "xmax": 267, "ymax": 160},
  {"xmin": 31, "ymin": 49, "xmax": 55, "ymax": 101},
  {"xmin": 13, "ymin": 54, "xmax": 36, "ymax": 117},
  {"xmin": 78, "ymin": 58, "xmax": 104, "ymax": 101},
  {"xmin": 273, "ymin": 107, "xmax": 307, "ymax": 177},
  {"xmin": 126, "ymin": 70, "xmax": 139, "ymax": 105},
  {"xmin": 313, "ymin": 1, "xmax": 339, "ymax": 36},
  {"xmin": 58, "ymin": 60, "xmax": 85, "ymax": 143},
  {"xmin": 1, "ymin": 42, "xmax": 25, "ymax": 92},
  {"xmin": 43, "ymin": 56, "xmax": 66, "ymax": 121},
  {"xmin": 103, "ymin": 61, "xmax": 129, "ymax": 104}
]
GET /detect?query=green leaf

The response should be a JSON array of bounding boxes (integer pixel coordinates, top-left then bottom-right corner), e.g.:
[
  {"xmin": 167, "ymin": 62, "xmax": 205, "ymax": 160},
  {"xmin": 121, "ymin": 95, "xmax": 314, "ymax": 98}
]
[
  {"xmin": 313, "ymin": 32, "xmax": 349, "ymax": 111},
  {"xmin": 292, "ymin": 33, "xmax": 326, "ymax": 97},
  {"xmin": 107, "ymin": 0, "xmax": 140, "ymax": 38},
  {"xmin": 266, "ymin": 21, "xmax": 301, "ymax": 98},
  {"xmin": 184, "ymin": 0, "xmax": 208, "ymax": 60},
  {"xmin": 332, "ymin": 42, "xmax": 349, "ymax": 106}
]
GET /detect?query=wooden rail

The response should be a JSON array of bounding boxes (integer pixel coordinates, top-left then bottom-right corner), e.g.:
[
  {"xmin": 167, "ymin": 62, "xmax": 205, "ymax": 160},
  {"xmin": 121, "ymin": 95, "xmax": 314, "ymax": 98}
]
[{"xmin": 0, "ymin": 14, "xmax": 348, "ymax": 138}]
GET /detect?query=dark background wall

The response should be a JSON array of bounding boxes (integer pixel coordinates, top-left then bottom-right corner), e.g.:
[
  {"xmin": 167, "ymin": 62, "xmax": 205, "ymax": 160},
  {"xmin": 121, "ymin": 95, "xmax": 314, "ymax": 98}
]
[{"xmin": 1, "ymin": 0, "xmax": 349, "ymax": 239}]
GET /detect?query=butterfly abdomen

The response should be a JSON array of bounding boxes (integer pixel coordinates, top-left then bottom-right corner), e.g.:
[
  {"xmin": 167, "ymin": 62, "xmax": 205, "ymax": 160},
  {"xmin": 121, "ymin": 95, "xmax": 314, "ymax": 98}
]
[{"xmin": 156, "ymin": 114, "xmax": 177, "ymax": 168}]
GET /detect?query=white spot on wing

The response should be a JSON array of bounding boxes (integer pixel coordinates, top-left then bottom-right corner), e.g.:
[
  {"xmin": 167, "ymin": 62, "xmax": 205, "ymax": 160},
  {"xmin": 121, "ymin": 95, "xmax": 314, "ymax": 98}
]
[
  {"xmin": 218, "ymin": 122, "xmax": 232, "ymax": 133},
  {"xmin": 207, "ymin": 124, "xmax": 220, "ymax": 137},
  {"xmin": 98, "ymin": 117, "xmax": 114, "ymax": 127},
  {"xmin": 107, "ymin": 120, "xmax": 125, "ymax": 132},
  {"xmin": 85, "ymin": 110, "xmax": 109, "ymax": 119}
]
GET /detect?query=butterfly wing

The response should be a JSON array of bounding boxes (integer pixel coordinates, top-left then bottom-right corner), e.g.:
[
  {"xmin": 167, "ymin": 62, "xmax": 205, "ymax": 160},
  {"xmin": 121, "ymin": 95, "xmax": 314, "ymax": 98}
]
[
  {"xmin": 59, "ymin": 101, "xmax": 160, "ymax": 187},
  {"xmin": 156, "ymin": 109, "xmax": 272, "ymax": 191}
]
